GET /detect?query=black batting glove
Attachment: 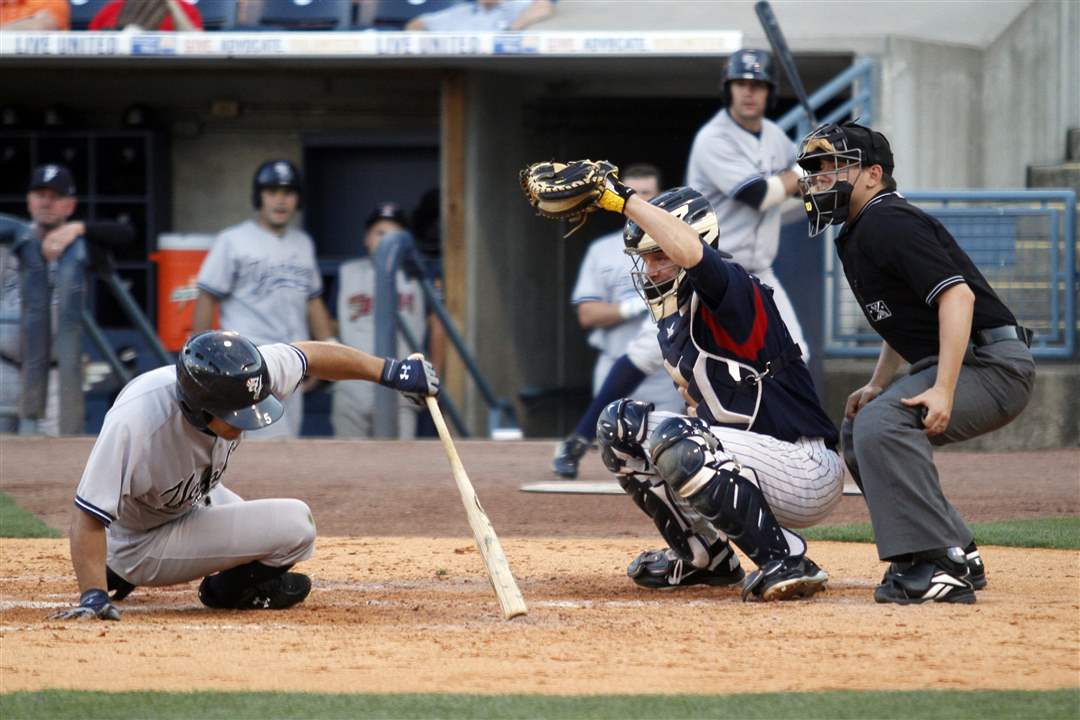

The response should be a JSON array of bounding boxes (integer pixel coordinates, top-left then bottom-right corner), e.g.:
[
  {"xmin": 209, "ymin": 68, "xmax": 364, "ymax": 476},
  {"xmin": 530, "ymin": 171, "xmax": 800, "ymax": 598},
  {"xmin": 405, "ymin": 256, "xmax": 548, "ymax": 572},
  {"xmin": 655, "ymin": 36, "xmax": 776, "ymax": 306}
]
[
  {"xmin": 380, "ymin": 357, "xmax": 441, "ymax": 406},
  {"xmin": 49, "ymin": 589, "xmax": 121, "ymax": 621}
]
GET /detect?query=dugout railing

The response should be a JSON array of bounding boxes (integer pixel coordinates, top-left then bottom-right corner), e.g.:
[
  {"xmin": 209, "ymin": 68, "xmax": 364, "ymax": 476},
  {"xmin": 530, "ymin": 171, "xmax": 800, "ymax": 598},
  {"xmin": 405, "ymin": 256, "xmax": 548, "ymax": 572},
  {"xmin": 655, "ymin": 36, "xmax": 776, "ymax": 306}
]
[
  {"xmin": 372, "ymin": 230, "xmax": 518, "ymax": 439},
  {"xmin": 823, "ymin": 189, "xmax": 1078, "ymax": 359}
]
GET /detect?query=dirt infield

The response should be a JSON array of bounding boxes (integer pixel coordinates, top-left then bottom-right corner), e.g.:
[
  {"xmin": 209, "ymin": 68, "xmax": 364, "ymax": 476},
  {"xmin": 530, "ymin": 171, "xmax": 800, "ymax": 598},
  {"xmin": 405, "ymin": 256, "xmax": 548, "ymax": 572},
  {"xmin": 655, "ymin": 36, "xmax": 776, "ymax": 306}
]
[{"xmin": 0, "ymin": 439, "xmax": 1078, "ymax": 695}]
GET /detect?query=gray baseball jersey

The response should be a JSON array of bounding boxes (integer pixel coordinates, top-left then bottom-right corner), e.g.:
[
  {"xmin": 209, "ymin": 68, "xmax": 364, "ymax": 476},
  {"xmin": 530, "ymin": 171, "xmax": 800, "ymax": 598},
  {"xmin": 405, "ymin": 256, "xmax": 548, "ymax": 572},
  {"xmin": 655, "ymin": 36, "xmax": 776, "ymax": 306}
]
[
  {"xmin": 196, "ymin": 219, "xmax": 322, "ymax": 347},
  {"xmin": 72, "ymin": 344, "xmax": 314, "ymax": 586},
  {"xmin": 331, "ymin": 258, "xmax": 426, "ymax": 438},
  {"xmin": 572, "ymin": 231, "xmax": 682, "ymax": 412},
  {"xmin": 686, "ymin": 109, "xmax": 796, "ymax": 273}
]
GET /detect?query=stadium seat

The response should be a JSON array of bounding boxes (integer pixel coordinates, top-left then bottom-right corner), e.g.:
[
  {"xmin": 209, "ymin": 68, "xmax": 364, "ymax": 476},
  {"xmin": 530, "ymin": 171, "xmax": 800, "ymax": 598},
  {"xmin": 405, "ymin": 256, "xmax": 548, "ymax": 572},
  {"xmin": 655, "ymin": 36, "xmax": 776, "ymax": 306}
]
[
  {"xmin": 373, "ymin": 0, "xmax": 460, "ymax": 29},
  {"xmin": 69, "ymin": 0, "xmax": 112, "ymax": 30},
  {"xmin": 185, "ymin": 0, "xmax": 236, "ymax": 30},
  {"xmin": 259, "ymin": 0, "xmax": 351, "ymax": 30}
]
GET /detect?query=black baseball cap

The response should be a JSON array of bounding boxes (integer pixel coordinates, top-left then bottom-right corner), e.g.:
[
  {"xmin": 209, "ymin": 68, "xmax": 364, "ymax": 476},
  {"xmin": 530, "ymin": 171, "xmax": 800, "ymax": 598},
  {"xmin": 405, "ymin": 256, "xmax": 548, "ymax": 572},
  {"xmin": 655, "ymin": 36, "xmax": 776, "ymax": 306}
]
[
  {"xmin": 28, "ymin": 164, "xmax": 76, "ymax": 196},
  {"xmin": 365, "ymin": 202, "xmax": 409, "ymax": 231},
  {"xmin": 841, "ymin": 123, "xmax": 895, "ymax": 175}
]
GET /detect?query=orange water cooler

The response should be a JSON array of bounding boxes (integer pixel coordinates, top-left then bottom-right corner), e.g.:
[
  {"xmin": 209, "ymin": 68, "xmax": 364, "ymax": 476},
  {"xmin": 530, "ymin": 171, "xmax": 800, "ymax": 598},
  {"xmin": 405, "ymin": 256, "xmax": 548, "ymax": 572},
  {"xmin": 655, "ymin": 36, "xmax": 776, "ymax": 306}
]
[{"xmin": 151, "ymin": 233, "xmax": 217, "ymax": 351}]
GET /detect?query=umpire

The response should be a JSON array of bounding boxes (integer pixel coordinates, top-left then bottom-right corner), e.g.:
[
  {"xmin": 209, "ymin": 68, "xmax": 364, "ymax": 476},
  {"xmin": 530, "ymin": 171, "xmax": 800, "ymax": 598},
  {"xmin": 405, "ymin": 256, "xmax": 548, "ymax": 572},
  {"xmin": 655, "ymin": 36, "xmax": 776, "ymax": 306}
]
[{"xmin": 795, "ymin": 122, "xmax": 1035, "ymax": 605}]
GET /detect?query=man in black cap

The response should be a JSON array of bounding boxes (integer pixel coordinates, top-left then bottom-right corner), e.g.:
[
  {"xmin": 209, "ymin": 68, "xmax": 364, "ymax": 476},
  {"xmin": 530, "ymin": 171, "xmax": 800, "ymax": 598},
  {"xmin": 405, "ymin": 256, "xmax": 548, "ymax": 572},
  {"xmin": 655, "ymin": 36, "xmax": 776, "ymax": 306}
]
[
  {"xmin": 331, "ymin": 202, "xmax": 444, "ymax": 438},
  {"xmin": 1, "ymin": 165, "xmax": 129, "ymax": 434},
  {"xmin": 796, "ymin": 122, "xmax": 1035, "ymax": 605}
]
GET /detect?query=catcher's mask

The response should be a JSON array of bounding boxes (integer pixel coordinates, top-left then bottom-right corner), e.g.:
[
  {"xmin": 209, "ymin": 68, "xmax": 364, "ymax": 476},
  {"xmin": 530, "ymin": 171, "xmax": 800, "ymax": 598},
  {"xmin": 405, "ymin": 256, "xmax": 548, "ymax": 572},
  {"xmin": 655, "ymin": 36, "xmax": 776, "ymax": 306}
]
[
  {"xmin": 176, "ymin": 331, "xmax": 284, "ymax": 433},
  {"xmin": 796, "ymin": 121, "xmax": 894, "ymax": 237},
  {"xmin": 623, "ymin": 187, "xmax": 722, "ymax": 322}
]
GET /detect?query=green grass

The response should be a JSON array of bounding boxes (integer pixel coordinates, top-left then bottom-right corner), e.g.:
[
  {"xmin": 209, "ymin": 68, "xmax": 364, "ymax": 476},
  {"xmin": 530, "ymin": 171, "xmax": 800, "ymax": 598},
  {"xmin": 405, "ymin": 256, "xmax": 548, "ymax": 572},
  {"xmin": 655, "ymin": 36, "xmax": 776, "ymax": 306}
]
[
  {"xmin": 0, "ymin": 491, "xmax": 60, "ymax": 538},
  {"xmin": 1, "ymin": 689, "xmax": 1077, "ymax": 720},
  {"xmin": 802, "ymin": 515, "xmax": 1080, "ymax": 549}
]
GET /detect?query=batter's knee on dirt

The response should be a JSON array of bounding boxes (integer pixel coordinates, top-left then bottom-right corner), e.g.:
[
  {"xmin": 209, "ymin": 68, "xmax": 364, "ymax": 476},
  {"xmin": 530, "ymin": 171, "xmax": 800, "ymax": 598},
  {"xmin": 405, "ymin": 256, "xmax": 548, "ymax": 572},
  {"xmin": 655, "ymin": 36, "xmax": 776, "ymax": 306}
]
[
  {"xmin": 648, "ymin": 416, "xmax": 791, "ymax": 567},
  {"xmin": 265, "ymin": 499, "xmax": 317, "ymax": 566},
  {"xmin": 597, "ymin": 398, "xmax": 654, "ymax": 475},
  {"xmin": 618, "ymin": 474, "xmax": 713, "ymax": 569}
]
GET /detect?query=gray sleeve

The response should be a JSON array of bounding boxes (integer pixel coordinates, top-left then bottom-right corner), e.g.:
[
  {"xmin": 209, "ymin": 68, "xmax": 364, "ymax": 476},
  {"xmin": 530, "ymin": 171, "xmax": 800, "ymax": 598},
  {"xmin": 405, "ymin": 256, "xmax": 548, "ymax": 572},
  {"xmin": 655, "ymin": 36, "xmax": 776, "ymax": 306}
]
[
  {"xmin": 196, "ymin": 232, "xmax": 234, "ymax": 298},
  {"xmin": 304, "ymin": 239, "xmax": 323, "ymax": 299},
  {"xmin": 259, "ymin": 343, "xmax": 308, "ymax": 399},
  {"xmin": 74, "ymin": 420, "xmax": 137, "ymax": 527},
  {"xmin": 571, "ymin": 242, "xmax": 605, "ymax": 304}
]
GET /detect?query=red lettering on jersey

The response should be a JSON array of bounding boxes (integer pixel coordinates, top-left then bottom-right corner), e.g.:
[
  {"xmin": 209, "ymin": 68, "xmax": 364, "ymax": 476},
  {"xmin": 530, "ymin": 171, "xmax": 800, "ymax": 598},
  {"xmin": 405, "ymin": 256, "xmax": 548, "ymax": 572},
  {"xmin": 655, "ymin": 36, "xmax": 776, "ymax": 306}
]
[
  {"xmin": 699, "ymin": 283, "xmax": 768, "ymax": 361},
  {"xmin": 398, "ymin": 292, "xmax": 415, "ymax": 313},
  {"xmin": 348, "ymin": 294, "xmax": 373, "ymax": 321}
]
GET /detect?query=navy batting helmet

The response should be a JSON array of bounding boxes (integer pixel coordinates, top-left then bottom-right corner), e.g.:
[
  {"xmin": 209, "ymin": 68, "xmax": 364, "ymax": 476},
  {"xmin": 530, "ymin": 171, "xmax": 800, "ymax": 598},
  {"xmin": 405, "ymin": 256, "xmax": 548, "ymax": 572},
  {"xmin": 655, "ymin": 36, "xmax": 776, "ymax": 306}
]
[
  {"xmin": 175, "ymin": 331, "xmax": 284, "ymax": 432},
  {"xmin": 252, "ymin": 159, "xmax": 302, "ymax": 209},
  {"xmin": 723, "ymin": 48, "xmax": 777, "ymax": 110}
]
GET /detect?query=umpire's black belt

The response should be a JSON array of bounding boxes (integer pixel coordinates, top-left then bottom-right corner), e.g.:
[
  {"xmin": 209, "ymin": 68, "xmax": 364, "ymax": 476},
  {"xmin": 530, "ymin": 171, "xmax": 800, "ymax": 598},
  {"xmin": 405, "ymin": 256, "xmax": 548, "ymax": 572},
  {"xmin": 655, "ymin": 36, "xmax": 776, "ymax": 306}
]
[{"xmin": 972, "ymin": 325, "xmax": 1032, "ymax": 348}]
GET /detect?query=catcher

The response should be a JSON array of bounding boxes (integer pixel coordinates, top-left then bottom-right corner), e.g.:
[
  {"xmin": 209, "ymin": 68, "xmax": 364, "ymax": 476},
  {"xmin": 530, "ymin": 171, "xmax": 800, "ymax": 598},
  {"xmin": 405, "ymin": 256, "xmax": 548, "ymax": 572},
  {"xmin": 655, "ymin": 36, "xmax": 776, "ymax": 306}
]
[{"xmin": 522, "ymin": 161, "xmax": 843, "ymax": 600}]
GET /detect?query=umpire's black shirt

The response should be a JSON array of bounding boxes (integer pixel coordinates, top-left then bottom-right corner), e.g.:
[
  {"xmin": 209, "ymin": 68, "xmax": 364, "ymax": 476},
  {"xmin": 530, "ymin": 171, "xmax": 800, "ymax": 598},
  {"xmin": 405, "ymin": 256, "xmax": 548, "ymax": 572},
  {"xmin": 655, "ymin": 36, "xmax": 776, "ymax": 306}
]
[{"xmin": 835, "ymin": 191, "xmax": 1016, "ymax": 364}]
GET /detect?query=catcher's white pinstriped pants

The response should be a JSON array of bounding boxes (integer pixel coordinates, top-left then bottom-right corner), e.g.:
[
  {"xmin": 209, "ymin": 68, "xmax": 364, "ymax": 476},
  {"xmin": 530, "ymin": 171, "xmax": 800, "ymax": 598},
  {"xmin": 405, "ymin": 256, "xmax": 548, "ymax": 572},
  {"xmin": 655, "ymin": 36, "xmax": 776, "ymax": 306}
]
[{"xmin": 643, "ymin": 411, "xmax": 844, "ymax": 530}]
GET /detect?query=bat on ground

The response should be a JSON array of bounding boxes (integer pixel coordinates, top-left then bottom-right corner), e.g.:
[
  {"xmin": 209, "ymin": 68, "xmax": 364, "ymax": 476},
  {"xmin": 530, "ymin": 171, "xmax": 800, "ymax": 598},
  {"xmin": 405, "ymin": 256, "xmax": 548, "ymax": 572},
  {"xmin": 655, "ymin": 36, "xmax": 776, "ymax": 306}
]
[
  {"xmin": 754, "ymin": 0, "xmax": 817, "ymax": 127},
  {"xmin": 423, "ymin": 389, "xmax": 528, "ymax": 620}
]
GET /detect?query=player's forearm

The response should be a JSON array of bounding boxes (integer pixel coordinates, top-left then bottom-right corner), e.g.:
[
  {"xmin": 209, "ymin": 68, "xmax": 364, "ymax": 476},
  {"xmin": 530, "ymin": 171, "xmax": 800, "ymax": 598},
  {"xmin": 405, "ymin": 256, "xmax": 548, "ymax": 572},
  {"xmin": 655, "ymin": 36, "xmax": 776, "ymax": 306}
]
[
  {"xmin": 190, "ymin": 292, "xmax": 218, "ymax": 333},
  {"xmin": 868, "ymin": 341, "xmax": 904, "ymax": 388},
  {"xmin": 69, "ymin": 508, "xmax": 108, "ymax": 594},
  {"xmin": 577, "ymin": 301, "xmax": 634, "ymax": 329},
  {"xmin": 932, "ymin": 283, "xmax": 975, "ymax": 395},
  {"xmin": 622, "ymin": 195, "xmax": 703, "ymax": 268},
  {"xmin": 293, "ymin": 341, "xmax": 385, "ymax": 383},
  {"xmin": 510, "ymin": 0, "xmax": 554, "ymax": 29},
  {"xmin": 306, "ymin": 297, "xmax": 335, "ymax": 341}
]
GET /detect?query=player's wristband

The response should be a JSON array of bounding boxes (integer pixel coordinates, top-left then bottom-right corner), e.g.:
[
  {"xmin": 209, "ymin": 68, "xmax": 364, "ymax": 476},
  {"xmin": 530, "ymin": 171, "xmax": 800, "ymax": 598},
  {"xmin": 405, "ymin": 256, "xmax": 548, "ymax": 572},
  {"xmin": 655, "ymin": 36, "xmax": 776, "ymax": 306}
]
[
  {"xmin": 379, "ymin": 358, "xmax": 400, "ymax": 387},
  {"xmin": 597, "ymin": 179, "xmax": 635, "ymax": 215},
  {"xmin": 618, "ymin": 298, "xmax": 646, "ymax": 320}
]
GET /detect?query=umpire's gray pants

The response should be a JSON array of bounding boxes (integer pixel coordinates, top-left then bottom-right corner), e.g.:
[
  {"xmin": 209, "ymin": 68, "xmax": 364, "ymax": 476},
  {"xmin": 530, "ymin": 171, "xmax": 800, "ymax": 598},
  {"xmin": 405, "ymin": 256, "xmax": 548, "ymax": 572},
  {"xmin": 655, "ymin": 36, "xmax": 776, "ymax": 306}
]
[{"xmin": 841, "ymin": 339, "xmax": 1034, "ymax": 560}]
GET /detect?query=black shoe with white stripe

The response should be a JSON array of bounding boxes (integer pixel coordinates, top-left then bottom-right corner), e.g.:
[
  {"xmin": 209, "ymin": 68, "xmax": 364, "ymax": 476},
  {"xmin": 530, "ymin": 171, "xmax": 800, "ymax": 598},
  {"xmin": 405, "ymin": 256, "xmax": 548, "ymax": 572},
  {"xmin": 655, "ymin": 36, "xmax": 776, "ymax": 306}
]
[
  {"xmin": 740, "ymin": 555, "xmax": 829, "ymax": 602},
  {"xmin": 628, "ymin": 543, "xmax": 744, "ymax": 589},
  {"xmin": 965, "ymin": 543, "xmax": 987, "ymax": 590},
  {"xmin": 874, "ymin": 549, "xmax": 975, "ymax": 605}
]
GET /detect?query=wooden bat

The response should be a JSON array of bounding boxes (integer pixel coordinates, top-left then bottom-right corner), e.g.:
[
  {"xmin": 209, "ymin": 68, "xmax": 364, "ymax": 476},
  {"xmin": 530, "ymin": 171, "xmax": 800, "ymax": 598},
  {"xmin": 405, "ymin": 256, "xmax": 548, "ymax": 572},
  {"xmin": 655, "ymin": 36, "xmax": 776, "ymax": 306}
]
[
  {"xmin": 424, "ymin": 393, "xmax": 528, "ymax": 620},
  {"xmin": 754, "ymin": 0, "xmax": 817, "ymax": 126}
]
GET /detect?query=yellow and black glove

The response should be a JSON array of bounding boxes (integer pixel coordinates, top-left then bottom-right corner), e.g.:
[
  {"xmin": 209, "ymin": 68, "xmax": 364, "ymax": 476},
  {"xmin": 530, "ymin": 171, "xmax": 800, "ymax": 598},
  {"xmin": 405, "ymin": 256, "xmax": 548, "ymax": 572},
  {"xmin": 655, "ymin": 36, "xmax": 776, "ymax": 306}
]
[{"xmin": 520, "ymin": 159, "xmax": 635, "ymax": 236}]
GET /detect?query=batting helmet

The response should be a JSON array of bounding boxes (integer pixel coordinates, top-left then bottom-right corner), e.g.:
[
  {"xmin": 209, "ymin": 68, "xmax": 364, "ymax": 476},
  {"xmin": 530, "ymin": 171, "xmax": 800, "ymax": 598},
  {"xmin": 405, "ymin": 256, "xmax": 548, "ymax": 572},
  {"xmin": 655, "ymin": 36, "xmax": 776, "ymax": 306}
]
[
  {"xmin": 723, "ymin": 48, "xmax": 777, "ymax": 110},
  {"xmin": 623, "ymin": 187, "xmax": 727, "ymax": 321},
  {"xmin": 252, "ymin": 160, "xmax": 303, "ymax": 209},
  {"xmin": 175, "ymin": 331, "xmax": 284, "ymax": 432}
]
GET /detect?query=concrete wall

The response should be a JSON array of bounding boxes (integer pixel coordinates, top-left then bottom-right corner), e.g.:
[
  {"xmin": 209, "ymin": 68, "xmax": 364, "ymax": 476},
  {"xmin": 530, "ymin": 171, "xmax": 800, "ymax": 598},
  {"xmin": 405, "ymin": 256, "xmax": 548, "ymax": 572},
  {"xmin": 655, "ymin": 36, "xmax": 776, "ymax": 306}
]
[
  {"xmin": 981, "ymin": 0, "xmax": 1080, "ymax": 186},
  {"xmin": 876, "ymin": 38, "xmax": 984, "ymax": 189}
]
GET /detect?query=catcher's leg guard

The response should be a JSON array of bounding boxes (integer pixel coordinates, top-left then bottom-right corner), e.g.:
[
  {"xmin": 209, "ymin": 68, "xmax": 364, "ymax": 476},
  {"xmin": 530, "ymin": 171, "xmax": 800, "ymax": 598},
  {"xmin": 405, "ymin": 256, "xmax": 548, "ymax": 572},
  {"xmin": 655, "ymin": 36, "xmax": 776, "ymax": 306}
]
[
  {"xmin": 619, "ymin": 474, "xmax": 720, "ymax": 570},
  {"xmin": 596, "ymin": 398, "xmax": 654, "ymax": 476},
  {"xmin": 649, "ymin": 416, "xmax": 798, "ymax": 567}
]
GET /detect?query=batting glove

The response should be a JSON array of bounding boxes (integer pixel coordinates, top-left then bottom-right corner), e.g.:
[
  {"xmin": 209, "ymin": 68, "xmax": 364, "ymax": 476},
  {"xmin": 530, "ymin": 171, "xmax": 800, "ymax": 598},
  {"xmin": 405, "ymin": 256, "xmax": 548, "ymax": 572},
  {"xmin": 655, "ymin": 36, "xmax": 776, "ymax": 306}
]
[
  {"xmin": 380, "ymin": 357, "xmax": 440, "ymax": 406},
  {"xmin": 49, "ymin": 589, "xmax": 121, "ymax": 621}
]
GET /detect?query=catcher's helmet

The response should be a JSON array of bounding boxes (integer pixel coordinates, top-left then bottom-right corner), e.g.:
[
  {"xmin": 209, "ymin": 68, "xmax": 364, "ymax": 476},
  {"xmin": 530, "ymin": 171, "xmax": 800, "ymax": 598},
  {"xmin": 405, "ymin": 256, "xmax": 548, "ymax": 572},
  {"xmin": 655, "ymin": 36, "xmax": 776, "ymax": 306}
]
[
  {"xmin": 723, "ymin": 48, "xmax": 777, "ymax": 110},
  {"xmin": 252, "ymin": 160, "xmax": 302, "ymax": 209},
  {"xmin": 175, "ymin": 331, "xmax": 284, "ymax": 432},
  {"xmin": 623, "ymin": 187, "xmax": 726, "ymax": 321}
]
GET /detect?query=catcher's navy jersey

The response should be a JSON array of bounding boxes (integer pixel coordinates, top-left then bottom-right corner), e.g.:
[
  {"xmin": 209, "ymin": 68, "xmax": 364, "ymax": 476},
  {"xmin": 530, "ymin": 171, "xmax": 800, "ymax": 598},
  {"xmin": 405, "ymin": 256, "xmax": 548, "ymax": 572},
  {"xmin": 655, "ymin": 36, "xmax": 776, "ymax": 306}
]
[{"xmin": 656, "ymin": 247, "xmax": 838, "ymax": 448}]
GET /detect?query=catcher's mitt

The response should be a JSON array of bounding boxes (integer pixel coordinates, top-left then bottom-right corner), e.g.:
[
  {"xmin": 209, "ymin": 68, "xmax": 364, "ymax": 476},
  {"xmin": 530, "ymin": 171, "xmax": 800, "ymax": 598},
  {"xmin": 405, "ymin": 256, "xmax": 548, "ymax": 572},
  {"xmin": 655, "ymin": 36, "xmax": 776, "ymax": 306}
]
[{"xmin": 520, "ymin": 159, "xmax": 635, "ymax": 236}]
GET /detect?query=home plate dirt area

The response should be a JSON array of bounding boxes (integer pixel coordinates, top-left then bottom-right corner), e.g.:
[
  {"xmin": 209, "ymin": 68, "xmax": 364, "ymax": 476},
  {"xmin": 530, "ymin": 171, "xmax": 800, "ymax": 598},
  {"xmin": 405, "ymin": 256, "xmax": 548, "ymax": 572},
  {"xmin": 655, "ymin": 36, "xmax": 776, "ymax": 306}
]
[{"xmin": 1, "ymin": 439, "xmax": 1077, "ymax": 695}]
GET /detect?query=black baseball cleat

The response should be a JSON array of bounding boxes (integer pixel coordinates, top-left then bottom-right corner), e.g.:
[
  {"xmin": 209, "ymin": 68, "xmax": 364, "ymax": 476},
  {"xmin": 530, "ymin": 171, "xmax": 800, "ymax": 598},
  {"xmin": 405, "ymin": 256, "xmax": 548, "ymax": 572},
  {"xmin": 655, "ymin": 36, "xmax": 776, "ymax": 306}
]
[
  {"xmin": 740, "ymin": 556, "xmax": 829, "ymax": 602},
  {"xmin": 628, "ymin": 543, "xmax": 745, "ymax": 589},
  {"xmin": 199, "ymin": 572, "xmax": 312, "ymax": 610},
  {"xmin": 106, "ymin": 566, "xmax": 137, "ymax": 602},
  {"xmin": 552, "ymin": 434, "xmax": 590, "ymax": 479},
  {"xmin": 874, "ymin": 549, "xmax": 975, "ymax": 605},
  {"xmin": 965, "ymin": 543, "xmax": 987, "ymax": 590}
]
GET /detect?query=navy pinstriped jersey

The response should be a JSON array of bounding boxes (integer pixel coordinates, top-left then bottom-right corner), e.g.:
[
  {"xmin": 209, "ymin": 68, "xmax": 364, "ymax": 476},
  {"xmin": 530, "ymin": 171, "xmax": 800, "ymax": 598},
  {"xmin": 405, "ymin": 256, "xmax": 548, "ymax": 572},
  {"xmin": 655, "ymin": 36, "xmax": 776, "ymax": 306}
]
[{"xmin": 656, "ymin": 246, "xmax": 838, "ymax": 448}]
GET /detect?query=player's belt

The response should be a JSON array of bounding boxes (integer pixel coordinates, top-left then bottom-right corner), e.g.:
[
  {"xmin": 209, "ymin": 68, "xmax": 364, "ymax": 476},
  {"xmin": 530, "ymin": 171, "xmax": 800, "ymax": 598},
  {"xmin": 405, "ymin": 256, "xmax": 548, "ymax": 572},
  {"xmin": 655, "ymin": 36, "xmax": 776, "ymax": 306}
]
[
  {"xmin": 737, "ymin": 343, "xmax": 803, "ymax": 388},
  {"xmin": 972, "ymin": 325, "xmax": 1032, "ymax": 348}
]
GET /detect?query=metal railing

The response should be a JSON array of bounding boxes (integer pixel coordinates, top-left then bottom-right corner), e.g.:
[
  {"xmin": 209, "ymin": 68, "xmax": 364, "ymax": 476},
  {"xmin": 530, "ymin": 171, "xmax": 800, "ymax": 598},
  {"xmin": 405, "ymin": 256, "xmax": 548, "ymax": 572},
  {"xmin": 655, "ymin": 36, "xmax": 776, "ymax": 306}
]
[
  {"xmin": 825, "ymin": 189, "xmax": 1078, "ymax": 359},
  {"xmin": 373, "ymin": 231, "xmax": 518, "ymax": 438},
  {"xmin": 776, "ymin": 57, "xmax": 875, "ymax": 140}
]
